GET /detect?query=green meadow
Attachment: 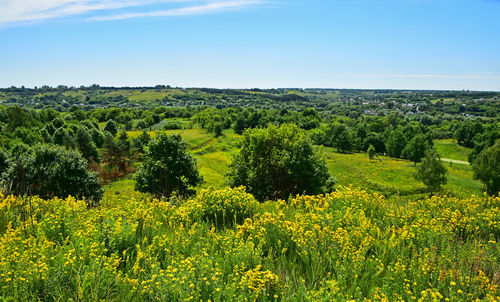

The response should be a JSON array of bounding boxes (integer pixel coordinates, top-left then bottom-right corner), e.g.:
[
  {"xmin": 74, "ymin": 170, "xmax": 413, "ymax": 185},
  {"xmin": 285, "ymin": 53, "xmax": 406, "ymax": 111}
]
[{"xmin": 125, "ymin": 124, "xmax": 483, "ymax": 199}]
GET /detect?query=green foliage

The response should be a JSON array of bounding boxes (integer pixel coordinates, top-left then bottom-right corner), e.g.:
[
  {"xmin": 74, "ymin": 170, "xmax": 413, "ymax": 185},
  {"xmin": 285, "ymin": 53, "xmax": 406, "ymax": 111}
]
[
  {"xmin": 104, "ymin": 119, "xmax": 118, "ymax": 136},
  {"xmin": 330, "ymin": 123, "xmax": 353, "ymax": 153},
  {"xmin": 131, "ymin": 131, "xmax": 151, "ymax": 154},
  {"xmin": 1, "ymin": 144, "xmax": 103, "ymax": 203},
  {"xmin": 472, "ymin": 141, "xmax": 500, "ymax": 196},
  {"xmin": 178, "ymin": 187, "xmax": 258, "ymax": 228},
  {"xmin": 364, "ymin": 132, "xmax": 385, "ymax": 153},
  {"xmin": 415, "ymin": 148, "xmax": 447, "ymax": 193},
  {"xmin": 228, "ymin": 123, "xmax": 333, "ymax": 201},
  {"xmin": 75, "ymin": 126, "xmax": 100, "ymax": 163},
  {"xmin": 403, "ymin": 134, "xmax": 428, "ymax": 165},
  {"xmin": 367, "ymin": 144, "xmax": 376, "ymax": 161},
  {"xmin": 0, "ymin": 149, "xmax": 9, "ymax": 178},
  {"xmin": 135, "ymin": 133, "xmax": 202, "ymax": 198},
  {"xmin": 53, "ymin": 127, "xmax": 70, "ymax": 146},
  {"xmin": 193, "ymin": 108, "xmax": 229, "ymax": 137},
  {"xmin": 386, "ymin": 128, "xmax": 407, "ymax": 158}
]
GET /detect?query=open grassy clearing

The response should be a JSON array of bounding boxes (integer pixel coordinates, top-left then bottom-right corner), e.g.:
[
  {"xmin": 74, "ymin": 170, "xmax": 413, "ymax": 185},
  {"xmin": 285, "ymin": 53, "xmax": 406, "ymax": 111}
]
[
  {"xmin": 435, "ymin": 139, "xmax": 472, "ymax": 162},
  {"xmin": 125, "ymin": 127, "xmax": 484, "ymax": 198}
]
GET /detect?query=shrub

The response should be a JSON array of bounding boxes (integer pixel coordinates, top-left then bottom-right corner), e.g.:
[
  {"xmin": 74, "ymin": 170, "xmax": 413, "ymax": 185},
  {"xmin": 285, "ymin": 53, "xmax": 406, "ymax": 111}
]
[
  {"xmin": 1, "ymin": 144, "xmax": 103, "ymax": 204},
  {"xmin": 178, "ymin": 187, "xmax": 258, "ymax": 227},
  {"xmin": 135, "ymin": 133, "xmax": 202, "ymax": 199}
]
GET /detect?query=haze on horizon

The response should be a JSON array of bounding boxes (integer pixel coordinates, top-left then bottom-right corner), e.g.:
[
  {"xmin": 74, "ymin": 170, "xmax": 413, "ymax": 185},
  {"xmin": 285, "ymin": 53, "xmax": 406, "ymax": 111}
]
[{"xmin": 1, "ymin": 0, "xmax": 499, "ymax": 91}]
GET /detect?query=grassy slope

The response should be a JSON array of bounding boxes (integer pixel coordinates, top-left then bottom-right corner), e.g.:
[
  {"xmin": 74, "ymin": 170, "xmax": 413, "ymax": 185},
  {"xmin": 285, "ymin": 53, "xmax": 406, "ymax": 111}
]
[
  {"xmin": 434, "ymin": 139, "xmax": 472, "ymax": 162},
  {"xmin": 124, "ymin": 127, "xmax": 483, "ymax": 198}
]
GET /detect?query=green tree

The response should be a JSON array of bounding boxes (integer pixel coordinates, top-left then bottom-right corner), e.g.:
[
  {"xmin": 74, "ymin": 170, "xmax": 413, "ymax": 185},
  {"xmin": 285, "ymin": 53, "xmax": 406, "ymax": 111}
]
[
  {"xmin": 330, "ymin": 123, "xmax": 353, "ymax": 153},
  {"xmin": 132, "ymin": 131, "xmax": 151, "ymax": 154},
  {"xmin": 1, "ymin": 144, "xmax": 102, "ymax": 204},
  {"xmin": 135, "ymin": 133, "xmax": 202, "ymax": 199},
  {"xmin": 75, "ymin": 127, "xmax": 100, "ymax": 163},
  {"xmin": 403, "ymin": 134, "xmax": 428, "ymax": 165},
  {"xmin": 227, "ymin": 123, "xmax": 333, "ymax": 202},
  {"xmin": 0, "ymin": 149, "xmax": 9, "ymax": 179},
  {"xmin": 53, "ymin": 127, "xmax": 69, "ymax": 146},
  {"xmin": 368, "ymin": 144, "xmax": 376, "ymax": 161},
  {"xmin": 472, "ymin": 141, "xmax": 500, "ymax": 196},
  {"xmin": 386, "ymin": 128, "xmax": 407, "ymax": 158},
  {"xmin": 104, "ymin": 119, "xmax": 118, "ymax": 136},
  {"xmin": 415, "ymin": 148, "xmax": 447, "ymax": 194}
]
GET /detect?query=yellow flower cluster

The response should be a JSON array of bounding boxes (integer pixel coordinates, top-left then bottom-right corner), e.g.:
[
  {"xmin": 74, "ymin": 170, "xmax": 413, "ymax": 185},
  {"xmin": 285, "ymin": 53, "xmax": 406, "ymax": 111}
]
[{"xmin": 0, "ymin": 186, "xmax": 498, "ymax": 301}]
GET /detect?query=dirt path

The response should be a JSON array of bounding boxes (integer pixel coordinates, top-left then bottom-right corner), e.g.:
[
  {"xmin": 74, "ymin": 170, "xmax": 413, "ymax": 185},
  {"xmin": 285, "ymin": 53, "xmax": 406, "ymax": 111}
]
[{"xmin": 441, "ymin": 158, "xmax": 470, "ymax": 166}]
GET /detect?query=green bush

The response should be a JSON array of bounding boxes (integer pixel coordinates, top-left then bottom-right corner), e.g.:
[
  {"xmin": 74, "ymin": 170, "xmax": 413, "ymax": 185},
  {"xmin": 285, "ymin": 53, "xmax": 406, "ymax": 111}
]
[
  {"xmin": 135, "ymin": 133, "xmax": 202, "ymax": 199},
  {"xmin": 179, "ymin": 187, "xmax": 258, "ymax": 227},
  {"xmin": 1, "ymin": 144, "xmax": 103, "ymax": 204}
]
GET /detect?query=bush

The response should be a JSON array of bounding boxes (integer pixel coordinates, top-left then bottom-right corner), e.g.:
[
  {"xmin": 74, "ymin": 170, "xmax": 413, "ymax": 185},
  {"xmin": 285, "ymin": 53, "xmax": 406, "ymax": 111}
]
[
  {"xmin": 135, "ymin": 133, "xmax": 202, "ymax": 199},
  {"xmin": 178, "ymin": 187, "xmax": 258, "ymax": 227},
  {"xmin": 228, "ymin": 123, "xmax": 333, "ymax": 202},
  {"xmin": 1, "ymin": 144, "xmax": 103, "ymax": 204}
]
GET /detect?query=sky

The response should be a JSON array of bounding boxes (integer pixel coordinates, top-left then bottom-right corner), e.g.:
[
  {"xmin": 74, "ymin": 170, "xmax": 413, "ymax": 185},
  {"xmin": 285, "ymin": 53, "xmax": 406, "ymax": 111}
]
[{"xmin": 0, "ymin": 0, "xmax": 499, "ymax": 91}]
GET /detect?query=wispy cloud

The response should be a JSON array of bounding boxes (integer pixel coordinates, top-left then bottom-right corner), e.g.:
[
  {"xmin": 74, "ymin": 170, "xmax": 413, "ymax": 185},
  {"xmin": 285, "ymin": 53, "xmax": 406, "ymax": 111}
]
[
  {"xmin": 89, "ymin": 0, "xmax": 264, "ymax": 21},
  {"xmin": 0, "ymin": 0, "xmax": 265, "ymax": 26},
  {"xmin": 331, "ymin": 73, "xmax": 500, "ymax": 80}
]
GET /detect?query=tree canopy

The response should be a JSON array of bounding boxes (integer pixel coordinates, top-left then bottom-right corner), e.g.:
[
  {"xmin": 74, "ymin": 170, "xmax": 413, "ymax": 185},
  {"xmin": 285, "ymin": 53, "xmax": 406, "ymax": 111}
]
[
  {"xmin": 415, "ymin": 148, "xmax": 447, "ymax": 194},
  {"xmin": 227, "ymin": 123, "xmax": 333, "ymax": 202},
  {"xmin": 135, "ymin": 133, "xmax": 202, "ymax": 199},
  {"xmin": 1, "ymin": 144, "xmax": 103, "ymax": 204},
  {"xmin": 472, "ymin": 141, "xmax": 500, "ymax": 196}
]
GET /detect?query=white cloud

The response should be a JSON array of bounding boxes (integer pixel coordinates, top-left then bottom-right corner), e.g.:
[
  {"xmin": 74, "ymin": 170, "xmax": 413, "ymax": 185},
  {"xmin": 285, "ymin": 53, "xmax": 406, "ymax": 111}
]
[
  {"xmin": 89, "ymin": 0, "xmax": 263, "ymax": 21},
  {"xmin": 0, "ymin": 0, "xmax": 264, "ymax": 26}
]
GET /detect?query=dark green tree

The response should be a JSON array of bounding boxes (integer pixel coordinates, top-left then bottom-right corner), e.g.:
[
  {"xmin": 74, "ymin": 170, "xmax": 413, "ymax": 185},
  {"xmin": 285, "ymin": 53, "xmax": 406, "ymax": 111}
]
[
  {"xmin": 472, "ymin": 141, "xmax": 500, "ymax": 196},
  {"xmin": 364, "ymin": 132, "xmax": 386, "ymax": 154},
  {"xmin": 104, "ymin": 119, "xmax": 118, "ymax": 136},
  {"xmin": 415, "ymin": 148, "xmax": 447, "ymax": 194},
  {"xmin": 227, "ymin": 123, "xmax": 333, "ymax": 202},
  {"xmin": 53, "ymin": 127, "xmax": 71, "ymax": 147},
  {"xmin": 403, "ymin": 134, "xmax": 428, "ymax": 165},
  {"xmin": 1, "ymin": 144, "xmax": 102, "ymax": 204},
  {"xmin": 75, "ymin": 127, "xmax": 100, "ymax": 162},
  {"xmin": 0, "ymin": 149, "xmax": 9, "ymax": 179},
  {"xmin": 132, "ymin": 131, "xmax": 151, "ymax": 154},
  {"xmin": 386, "ymin": 128, "xmax": 407, "ymax": 158},
  {"xmin": 330, "ymin": 123, "xmax": 353, "ymax": 153},
  {"xmin": 135, "ymin": 133, "xmax": 202, "ymax": 198}
]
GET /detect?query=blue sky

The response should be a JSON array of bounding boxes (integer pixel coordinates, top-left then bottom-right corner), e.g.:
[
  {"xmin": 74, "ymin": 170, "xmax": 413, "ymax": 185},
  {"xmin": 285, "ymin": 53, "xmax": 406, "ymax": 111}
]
[{"xmin": 1, "ymin": 0, "xmax": 499, "ymax": 90}]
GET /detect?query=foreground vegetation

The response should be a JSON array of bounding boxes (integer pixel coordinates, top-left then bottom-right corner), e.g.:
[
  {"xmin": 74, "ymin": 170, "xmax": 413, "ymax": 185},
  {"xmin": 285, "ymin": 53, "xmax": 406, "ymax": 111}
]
[{"xmin": 0, "ymin": 185, "xmax": 498, "ymax": 301}]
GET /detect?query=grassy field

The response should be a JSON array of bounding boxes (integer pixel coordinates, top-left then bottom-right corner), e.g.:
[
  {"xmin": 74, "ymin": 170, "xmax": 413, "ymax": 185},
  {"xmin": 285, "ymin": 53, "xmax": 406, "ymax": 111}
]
[
  {"xmin": 434, "ymin": 139, "xmax": 472, "ymax": 162},
  {"xmin": 126, "ymin": 127, "xmax": 484, "ymax": 198}
]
